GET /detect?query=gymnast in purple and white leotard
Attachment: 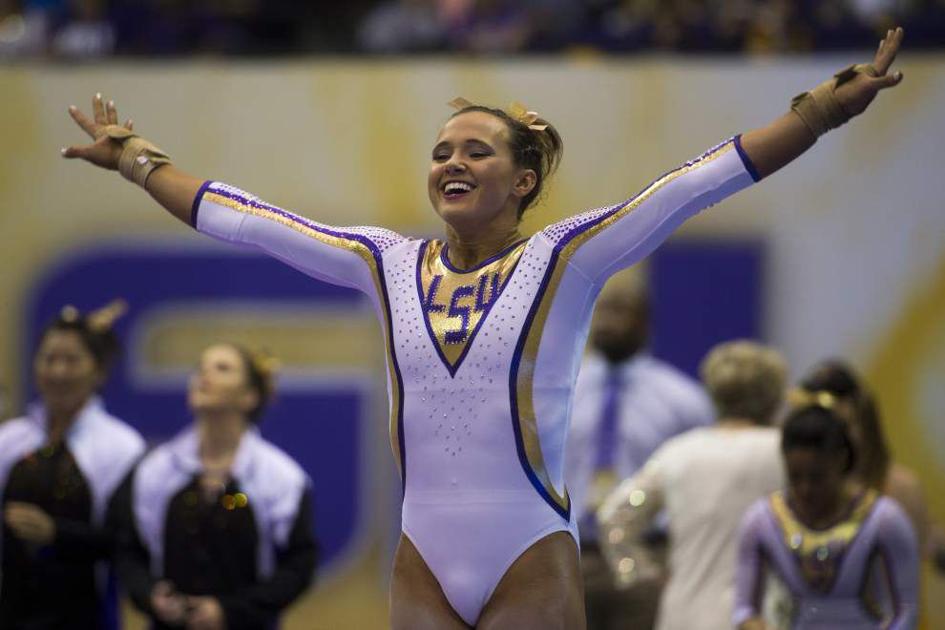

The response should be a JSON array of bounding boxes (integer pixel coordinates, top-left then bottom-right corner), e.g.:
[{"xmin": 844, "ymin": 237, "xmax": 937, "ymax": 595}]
[
  {"xmin": 62, "ymin": 31, "xmax": 908, "ymax": 626},
  {"xmin": 734, "ymin": 403, "xmax": 919, "ymax": 630}
]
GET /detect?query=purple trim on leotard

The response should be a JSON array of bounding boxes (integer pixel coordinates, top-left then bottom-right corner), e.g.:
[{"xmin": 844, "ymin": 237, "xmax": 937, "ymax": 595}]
[
  {"xmin": 190, "ymin": 180, "xmax": 214, "ymax": 228},
  {"xmin": 199, "ymin": 183, "xmax": 408, "ymax": 491},
  {"xmin": 416, "ymin": 239, "xmax": 526, "ymax": 378},
  {"xmin": 734, "ymin": 134, "xmax": 761, "ymax": 182}
]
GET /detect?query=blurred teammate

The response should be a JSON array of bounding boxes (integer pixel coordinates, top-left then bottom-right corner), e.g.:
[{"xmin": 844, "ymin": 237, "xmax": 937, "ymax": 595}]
[
  {"xmin": 798, "ymin": 360, "xmax": 945, "ymax": 571},
  {"xmin": 112, "ymin": 343, "xmax": 316, "ymax": 630},
  {"xmin": 566, "ymin": 270, "xmax": 712, "ymax": 629},
  {"xmin": 598, "ymin": 340, "xmax": 787, "ymax": 630},
  {"xmin": 0, "ymin": 301, "xmax": 144, "ymax": 629},
  {"xmin": 734, "ymin": 402, "xmax": 919, "ymax": 629},
  {"xmin": 62, "ymin": 28, "xmax": 905, "ymax": 629}
]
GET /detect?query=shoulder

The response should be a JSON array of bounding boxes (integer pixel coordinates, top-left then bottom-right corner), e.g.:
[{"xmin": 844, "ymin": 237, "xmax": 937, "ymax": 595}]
[
  {"xmin": 94, "ymin": 411, "xmax": 146, "ymax": 454},
  {"xmin": 636, "ymin": 357, "xmax": 710, "ymax": 408},
  {"xmin": 0, "ymin": 416, "xmax": 39, "ymax": 440},
  {"xmin": 250, "ymin": 437, "xmax": 309, "ymax": 490}
]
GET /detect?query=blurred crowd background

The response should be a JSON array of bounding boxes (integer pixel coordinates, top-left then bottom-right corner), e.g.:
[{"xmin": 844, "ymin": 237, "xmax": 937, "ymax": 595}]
[{"xmin": 3, "ymin": 0, "xmax": 945, "ymax": 59}]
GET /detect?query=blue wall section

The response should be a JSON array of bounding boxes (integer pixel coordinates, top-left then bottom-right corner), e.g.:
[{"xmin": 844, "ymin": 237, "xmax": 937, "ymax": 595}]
[{"xmin": 648, "ymin": 239, "xmax": 764, "ymax": 378}]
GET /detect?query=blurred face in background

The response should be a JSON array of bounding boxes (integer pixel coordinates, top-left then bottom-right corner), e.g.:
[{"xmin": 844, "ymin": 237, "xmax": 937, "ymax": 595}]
[
  {"xmin": 188, "ymin": 344, "xmax": 257, "ymax": 420},
  {"xmin": 590, "ymin": 277, "xmax": 648, "ymax": 364},
  {"xmin": 34, "ymin": 330, "xmax": 102, "ymax": 417},
  {"xmin": 428, "ymin": 111, "xmax": 534, "ymax": 231},
  {"xmin": 784, "ymin": 447, "xmax": 847, "ymax": 523}
]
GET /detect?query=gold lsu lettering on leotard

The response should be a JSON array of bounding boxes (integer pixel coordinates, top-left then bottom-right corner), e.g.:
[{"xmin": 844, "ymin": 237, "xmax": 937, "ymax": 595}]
[{"xmin": 419, "ymin": 239, "xmax": 527, "ymax": 368}]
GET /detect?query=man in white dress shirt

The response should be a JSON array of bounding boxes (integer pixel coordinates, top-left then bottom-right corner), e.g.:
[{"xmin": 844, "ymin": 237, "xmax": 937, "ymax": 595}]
[{"xmin": 566, "ymin": 270, "xmax": 714, "ymax": 629}]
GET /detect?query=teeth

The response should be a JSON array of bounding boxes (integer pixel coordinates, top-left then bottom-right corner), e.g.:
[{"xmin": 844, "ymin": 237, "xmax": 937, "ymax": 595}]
[{"xmin": 444, "ymin": 182, "xmax": 473, "ymax": 194}]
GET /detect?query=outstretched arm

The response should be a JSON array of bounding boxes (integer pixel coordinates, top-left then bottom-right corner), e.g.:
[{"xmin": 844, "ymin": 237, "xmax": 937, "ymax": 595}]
[
  {"xmin": 61, "ymin": 95, "xmax": 408, "ymax": 296},
  {"xmin": 741, "ymin": 27, "xmax": 905, "ymax": 179},
  {"xmin": 61, "ymin": 94, "xmax": 200, "ymax": 225}
]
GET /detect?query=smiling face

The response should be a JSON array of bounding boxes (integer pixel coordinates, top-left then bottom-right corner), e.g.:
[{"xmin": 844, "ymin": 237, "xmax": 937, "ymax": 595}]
[
  {"xmin": 188, "ymin": 344, "xmax": 258, "ymax": 420},
  {"xmin": 34, "ymin": 329, "xmax": 103, "ymax": 417},
  {"xmin": 428, "ymin": 111, "xmax": 536, "ymax": 231}
]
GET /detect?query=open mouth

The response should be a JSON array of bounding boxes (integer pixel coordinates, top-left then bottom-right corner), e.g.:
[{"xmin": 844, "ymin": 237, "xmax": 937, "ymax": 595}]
[{"xmin": 442, "ymin": 181, "xmax": 477, "ymax": 201}]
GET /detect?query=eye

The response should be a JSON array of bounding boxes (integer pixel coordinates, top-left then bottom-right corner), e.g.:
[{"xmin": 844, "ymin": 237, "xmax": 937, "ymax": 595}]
[{"xmin": 432, "ymin": 150, "xmax": 450, "ymax": 162}]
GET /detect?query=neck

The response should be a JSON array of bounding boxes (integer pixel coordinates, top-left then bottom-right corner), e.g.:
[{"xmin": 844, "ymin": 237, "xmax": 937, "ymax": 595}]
[
  {"xmin": 796, "ymin": 482, "xmax": 856, "ymax": 529},
  {"xmin": 46, "ymin": 398, "xmax": 88, "ymax": 441},
  {"xmin": 196, "ymin": 411, "xmax": 248, "ymax": 461},
  {"xmin": 444, "ymin": 216, "xmax": 523, "ymax": 270}
]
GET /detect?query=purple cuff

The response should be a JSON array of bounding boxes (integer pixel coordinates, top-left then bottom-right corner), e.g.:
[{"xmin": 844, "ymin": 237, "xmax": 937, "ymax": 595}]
[
  {"xmin": 190, "ymin": 180, "xmax": 214, "ymax": 229},
  {"xmin": 733, "ymin": 134, "xmax": 761, "ymax": 182}
]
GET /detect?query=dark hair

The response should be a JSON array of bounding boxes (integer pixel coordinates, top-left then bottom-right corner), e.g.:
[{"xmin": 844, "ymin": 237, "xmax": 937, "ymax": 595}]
[
  {"xmin": 227, "ymin": 344, "xmax": 276, "ymax": 423},
  {"xmin": 781, "ymin": 405, "xmax": 857, "ymax": 474},
  {"xmin": 39, "ymin": 311, "xmax": 121, "ymax": 374},
  {"xmin": 799, "ymin": 360, "xmax": 889, "ymax": 489},
  {"xmin": 449, "ymin": 105, "xmax": 563, "ymax": 218}
]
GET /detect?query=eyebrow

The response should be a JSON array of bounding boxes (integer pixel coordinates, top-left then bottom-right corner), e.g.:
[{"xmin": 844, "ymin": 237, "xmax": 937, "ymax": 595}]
[{"xmin": 432, "ymin": 138, "xmax": 494, "ymax": 152}]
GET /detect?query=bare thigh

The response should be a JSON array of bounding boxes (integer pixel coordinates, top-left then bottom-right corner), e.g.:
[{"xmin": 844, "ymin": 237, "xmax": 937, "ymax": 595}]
[
  {"xmin": 389, "ymin": 534, "xmax": 471, "ymax": 630},
  {"xmin": 476, "ymin": 531, "xmax": 586, "ymax": 630}
]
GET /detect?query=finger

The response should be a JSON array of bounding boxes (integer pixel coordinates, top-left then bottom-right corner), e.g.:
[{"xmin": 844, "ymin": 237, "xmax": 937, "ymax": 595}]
[
  {"xmin": 872, "ymin": 71, "xmax": 904, "ymax": 91},
  {"xmin": 61, "ymin": 145, "xmax": 91, "ymax": 159},
  {"xmin": 874, "ymin": 27, "xmax": 904, "ymax": 74},
  {"xmin": 92, "ymin": 92, "xmax": 106, "ymax": 124},
  {"xmin": 106, "ymin": 99, "xmax": 118, "ymax": 125},
  {"xmin": 125, "ymin": 118, "xmax": 134, "ymax": 131},
  {"xmin": 69, "ymin": 106, "xmax": 98, "ymax": 138}
]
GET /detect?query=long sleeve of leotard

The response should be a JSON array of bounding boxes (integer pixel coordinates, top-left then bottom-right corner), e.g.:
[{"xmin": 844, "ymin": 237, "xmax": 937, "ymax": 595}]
[
  {"xmin": 191, "ymin": 181, "xmax": 409, "ymax": 297},
  {"xmin": 876, "ymin": 500, "xmax": 920, "ymax": 630},
  {"xmin": 540, "ymin": 135, "xmax": 759, "ymax": 286},
  {"xmin": 732, "ymin": 499, "xmax": 769, "ymax": 628}
]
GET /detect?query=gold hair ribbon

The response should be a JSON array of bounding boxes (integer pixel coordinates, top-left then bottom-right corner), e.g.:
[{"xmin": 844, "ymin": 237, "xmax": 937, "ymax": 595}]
[
  {"xmin": 447, "ymin": 96, "xmax": 475, "ymax": 111},
  {"xmin": 248, "ymin": 349, "xmax": 282, "ymax": 381},
  {"xmin": 507, "ymin": 101, "xmax": 548, "ymax": 131},
  {"xmin": 447, "ymin": 97, "xmax": 548, "ymax": 131},
  {"xmin": 87, "ymin": 299, "xmax": 128, "ymax": 333},
  {"xmin": 787, "ymin": 388, "xmax": 838, "ymax": 410}
]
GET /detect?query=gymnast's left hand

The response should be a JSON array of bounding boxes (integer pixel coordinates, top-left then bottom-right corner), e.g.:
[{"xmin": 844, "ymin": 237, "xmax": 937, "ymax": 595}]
[
  {"xmin": 61, "ymin": 92, "xmax": 132, "ymax": 170},
  {"xmin": 185, "ymin": 595, "xmax": 225, "ymax": 630},
  {"xmin": 4, "ymin": 502, "xmax": 56, "ymax": 545},
  {"xmin": 834, "ymin": 27, "xmax": 905, "ymax": 118}
]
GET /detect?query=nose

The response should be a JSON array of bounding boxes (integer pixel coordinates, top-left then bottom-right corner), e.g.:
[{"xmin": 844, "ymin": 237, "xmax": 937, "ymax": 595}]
[{"xmin": 445, "ymin": 160, "xmax": 467, "ymax": 175}]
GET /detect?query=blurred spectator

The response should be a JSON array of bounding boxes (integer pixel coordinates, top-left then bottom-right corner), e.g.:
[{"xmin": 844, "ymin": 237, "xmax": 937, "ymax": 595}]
[
  {"xmin": 113, "ymin": 343, "xmax": 317, "ymax": 630},
  {"xmin": 0, "ymin": 301, "xmax": 144, "ymax": 629},
  {"xmin": 598, "ymin": 340, "xmax": 787, "ymax": 630},
  {"xmin": 797, "ymin": 360, "xmax": 945, "ymax": 574},
  {"xmin": 566, "ymin": 270, "xmax": 714, "ymax": 629},
  {"xmin": 52, "ymin": 0, "xmax": 114, "ymax": 58},
  {"xmin": 733, "ymin": 403, "xmax": 919, "ymax": 629},
  {"xmin": 357, "ymin": 0, "xmax": 445, "ymax": 53}
]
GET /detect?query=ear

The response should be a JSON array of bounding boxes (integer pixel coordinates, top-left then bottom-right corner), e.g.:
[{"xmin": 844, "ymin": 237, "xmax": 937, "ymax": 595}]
[{"xmin": 512, "ymin": 169, "xmax": 537, "ymax": 199}]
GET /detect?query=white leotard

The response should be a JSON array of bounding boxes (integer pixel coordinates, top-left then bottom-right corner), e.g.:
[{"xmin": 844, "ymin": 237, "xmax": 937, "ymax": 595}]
[{"xmin": 193, "ymin": 135, "xmax": 758, "ymax": 625}]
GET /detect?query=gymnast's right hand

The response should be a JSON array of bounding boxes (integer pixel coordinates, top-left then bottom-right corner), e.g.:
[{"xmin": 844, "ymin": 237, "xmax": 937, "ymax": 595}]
[{"xmin": 61, "ymin": 92, "xmax": 132, "ymax": 170}]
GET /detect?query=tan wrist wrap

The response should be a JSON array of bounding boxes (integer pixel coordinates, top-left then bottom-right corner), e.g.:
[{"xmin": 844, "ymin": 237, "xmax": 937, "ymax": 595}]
[
  {"xmin": 103, "ymin": 125, "xmax": 172, "ymax": 188},
  {"xmin": 790, "ymin": 63, "xmax": 879, "ymax": 138}
]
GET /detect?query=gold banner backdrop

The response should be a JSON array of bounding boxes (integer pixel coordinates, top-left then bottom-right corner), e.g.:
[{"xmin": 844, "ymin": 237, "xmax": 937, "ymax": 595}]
[{"xmin": 1, "ymin": 56, "xmax": 943, "ymax": 627}]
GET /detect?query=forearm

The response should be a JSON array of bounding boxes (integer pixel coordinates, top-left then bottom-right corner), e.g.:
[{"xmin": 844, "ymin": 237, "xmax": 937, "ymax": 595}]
[
  {"xmin": 739, "ymin": 112, "xmax": 816, "ymax": 180},
  {"xmin": 144, "ymin": 165, "xmax": 205, "ymax": 226}
]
